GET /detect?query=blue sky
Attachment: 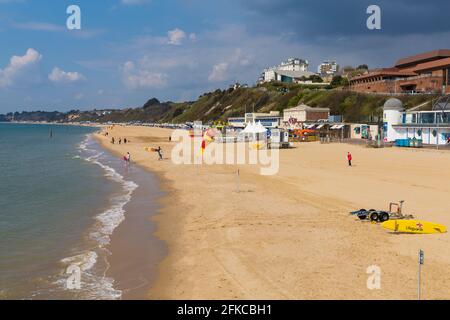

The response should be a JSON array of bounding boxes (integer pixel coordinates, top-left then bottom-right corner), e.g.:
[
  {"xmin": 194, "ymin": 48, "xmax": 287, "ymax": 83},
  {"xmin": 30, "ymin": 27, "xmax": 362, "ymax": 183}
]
[{"xmin": 1, "ymin": 0, "xmax": 449, "ymax": 113}]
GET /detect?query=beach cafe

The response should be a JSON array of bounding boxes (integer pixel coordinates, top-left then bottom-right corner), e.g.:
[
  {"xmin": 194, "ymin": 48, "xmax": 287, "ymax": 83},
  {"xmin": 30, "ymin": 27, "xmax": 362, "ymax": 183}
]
[
  {"xmin": 384, "ymin": 97, "xmax": 450, "ymax": 146},
  {"xmin": 301, "ymin": 122, "xmax": 349, "ymax": 142}
]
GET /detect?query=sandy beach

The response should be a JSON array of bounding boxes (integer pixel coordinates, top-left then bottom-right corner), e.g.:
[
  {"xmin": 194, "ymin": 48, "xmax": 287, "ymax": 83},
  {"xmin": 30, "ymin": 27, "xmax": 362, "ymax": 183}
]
[{"xmin": 94, "ymin": 125, "xmax": 450, "ymax": 300}]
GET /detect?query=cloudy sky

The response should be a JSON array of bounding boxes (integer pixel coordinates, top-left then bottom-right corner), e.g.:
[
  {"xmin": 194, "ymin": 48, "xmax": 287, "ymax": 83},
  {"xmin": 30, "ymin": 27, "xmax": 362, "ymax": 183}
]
[{"xmin": 0, "ymin": 0, "xmax": 449, "ymax": 113}]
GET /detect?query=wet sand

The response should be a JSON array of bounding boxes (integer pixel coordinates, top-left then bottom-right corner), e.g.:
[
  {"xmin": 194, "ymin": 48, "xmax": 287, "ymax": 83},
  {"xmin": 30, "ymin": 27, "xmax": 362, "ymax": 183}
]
[
  {"xmin": 96, "ymin": 145, "xmax": 166, "ymax": 300},
  {"xmin": 95, "ymin": 125, "xmax": 450, "ymax": 300}
]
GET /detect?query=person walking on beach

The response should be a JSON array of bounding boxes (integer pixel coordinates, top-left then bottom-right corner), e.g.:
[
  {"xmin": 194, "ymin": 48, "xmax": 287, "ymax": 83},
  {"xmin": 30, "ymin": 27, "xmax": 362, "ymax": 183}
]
[
  {"xmin": 124, "ymin": 152, "xmax": 131, "ymax": 163},
  {"xmin": 156, "ymin": 146, "xmax": 163, "ymax": 161},
  {"xmin": 111, "ymin": 137, "xmax": 115, "ymax": 144},
  {"xmin": 124, "ymin": 138, "xmax": 127, "ymax": 144},
  {"xmin": 347, "ymin": 152, "xmax": 353, "ymax": 167},
  {"xmin": 118, "ymin": 138, "xmax": 122, "ymax": 145}
]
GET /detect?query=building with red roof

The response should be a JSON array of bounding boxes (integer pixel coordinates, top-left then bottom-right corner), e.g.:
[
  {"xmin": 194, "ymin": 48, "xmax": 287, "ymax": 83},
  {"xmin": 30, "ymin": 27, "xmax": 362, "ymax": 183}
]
[{"xmin": 350, "ymin": 50, "xmax": 450, "ymax": 94}]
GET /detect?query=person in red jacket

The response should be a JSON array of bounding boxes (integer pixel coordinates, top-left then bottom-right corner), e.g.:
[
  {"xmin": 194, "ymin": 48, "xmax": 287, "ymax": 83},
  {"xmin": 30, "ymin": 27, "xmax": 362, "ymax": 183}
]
[{"xmin": 347, "ymin": 152, "xmax": 352, "ymax": 167}]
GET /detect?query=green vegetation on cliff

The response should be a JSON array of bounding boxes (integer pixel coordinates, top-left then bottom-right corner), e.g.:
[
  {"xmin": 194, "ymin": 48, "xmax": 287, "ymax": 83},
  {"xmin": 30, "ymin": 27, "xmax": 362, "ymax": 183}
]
[
  {"xmin": 1, "ymin": 83, "xmax": 437, "ymax": 124},
  {"xmin": 124, "ymin": 83, "xmax": 435, "ymax": 124}
]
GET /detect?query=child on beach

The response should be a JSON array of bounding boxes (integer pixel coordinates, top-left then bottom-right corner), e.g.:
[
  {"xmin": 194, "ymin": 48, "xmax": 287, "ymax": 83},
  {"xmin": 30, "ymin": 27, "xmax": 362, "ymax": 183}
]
[
  {"xmin": 124, "ymin": 152, "xmax": 131, "ymax": 163},
  {"xmin": 347, "ymin": 152, "xmax": 352, "ymax": 167}
]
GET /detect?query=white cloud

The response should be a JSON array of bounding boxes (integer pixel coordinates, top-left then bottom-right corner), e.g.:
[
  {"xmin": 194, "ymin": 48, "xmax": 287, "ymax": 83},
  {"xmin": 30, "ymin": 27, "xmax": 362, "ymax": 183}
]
[
  {"xmin": 0, "ymin": 48, "xmax": 42, "ymax": 87},
  {"xmin": 167, "ymin": 28, "xmax": 186, "ymax": 45},
  {"xmin": 11, "ymin": 21, "xmax": 105, "ymax": 39},
  {"xmin": 140, "ymin": 55, "xmax": 198, "ymax": 70},
  {"xmin": 122, "ymin": 61, "xmax": 167, "ymax": 89},
  {"xmin": 13, "ymin": 22, "xmax": 64, "ymax": 32},
  {"xmin": 49, "ymin": 67, "xmax": 85, "ymax": 83},
  {"xmin": 208, "ymin": 48, "xmax": 252, "ymax": 82},
  {"xmin": 208, "ymin": 62, "xmax": 229, "ymax": 82}
]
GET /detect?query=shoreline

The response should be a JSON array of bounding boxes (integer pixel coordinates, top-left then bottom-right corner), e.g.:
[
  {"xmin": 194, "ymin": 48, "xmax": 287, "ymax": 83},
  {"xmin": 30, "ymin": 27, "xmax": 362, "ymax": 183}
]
[
  {"xmin": 86, "ymin": 133, "xmax": 166, "ymax": 299},
  {"xmin": 94, "ymin": 125, "xmax": 450, "ymax": 300},
  {"xmin": 0, "ymin": 124, "xmax": 123, "ymax": 299},
  {"xmin": 3, "ymin": 121, "xmax": 105, "ymax": 128}
]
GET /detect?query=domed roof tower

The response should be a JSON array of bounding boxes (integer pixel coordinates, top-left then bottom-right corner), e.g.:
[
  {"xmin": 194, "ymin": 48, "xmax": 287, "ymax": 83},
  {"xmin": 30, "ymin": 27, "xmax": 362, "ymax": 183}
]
[
  {"xmin": 383, "ymin": 98, "xmax": 404, "ymax": 143},
  {"xmin": 383, "ymin": 98, "xmax": 404, "ymax": 111}
]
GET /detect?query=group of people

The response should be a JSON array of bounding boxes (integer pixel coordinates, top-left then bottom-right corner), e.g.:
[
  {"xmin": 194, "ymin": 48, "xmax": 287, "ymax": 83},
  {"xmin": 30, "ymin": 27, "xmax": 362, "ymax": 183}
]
[{"xmin": 111, "ymin": 137, "xmax": 129, "ymax": 145}]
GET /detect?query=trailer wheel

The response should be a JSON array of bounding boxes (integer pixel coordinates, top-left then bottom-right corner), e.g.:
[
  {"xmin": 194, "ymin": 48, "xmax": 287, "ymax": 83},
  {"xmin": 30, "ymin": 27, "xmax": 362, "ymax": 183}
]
[
  {"xmin": 358, "ymin": 215, "xmax": 367, "ymax": 220},
  {"xmin": 380, "ymin": 212, "xmax": 390, "ymax": 222},
  {"xmin": 369, "ymin": 212, "xmax": 379, "ymax": 222}
]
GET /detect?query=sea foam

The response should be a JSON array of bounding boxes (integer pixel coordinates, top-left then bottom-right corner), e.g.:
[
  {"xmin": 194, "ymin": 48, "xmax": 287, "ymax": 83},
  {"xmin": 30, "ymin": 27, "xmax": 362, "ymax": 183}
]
[{"xmin": 58, "ymin": 134, "xmax": 138, "ymax": 300}]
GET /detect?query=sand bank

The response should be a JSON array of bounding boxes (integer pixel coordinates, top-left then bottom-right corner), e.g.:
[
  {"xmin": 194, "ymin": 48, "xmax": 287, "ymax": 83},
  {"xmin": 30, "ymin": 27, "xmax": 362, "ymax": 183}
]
[{"xmin": 95, "ymin": 125, "xmax": 450, "ymax": 300}]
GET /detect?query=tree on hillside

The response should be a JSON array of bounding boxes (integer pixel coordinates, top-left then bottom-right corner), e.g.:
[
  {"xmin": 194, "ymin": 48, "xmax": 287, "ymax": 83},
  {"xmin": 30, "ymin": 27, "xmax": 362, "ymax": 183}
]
[
  {"xmin": 308, "ymin": 75, "xmax": 324, "ymax": 83},
  {"xmin": 331, "ymin": 75, "xmax": 349, "ymax": 88},
  {"xmin": 341, "ymin": 77, "xmax": 350, "ymax": 87},
  {"xmin": 143, "ymin": 98, "xmax": 161, "ymax": 109},
  {"xmin": 343, "ymin": 66, "xmax": 355, "ymax": 72},
  {"xmin": 357, "ymin": 64, "xmax": 369, "ymax": 70}
]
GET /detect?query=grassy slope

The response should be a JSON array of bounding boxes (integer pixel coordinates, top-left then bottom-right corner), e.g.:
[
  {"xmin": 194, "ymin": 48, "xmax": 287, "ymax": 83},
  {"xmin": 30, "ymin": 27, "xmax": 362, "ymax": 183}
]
[
  {"xmin": 166, "ymin": 84, "xmax": 436, "ymax": 124},
  {"xmin": 76, "ymin": 83, "xmax": 436, "ymax": 124}
]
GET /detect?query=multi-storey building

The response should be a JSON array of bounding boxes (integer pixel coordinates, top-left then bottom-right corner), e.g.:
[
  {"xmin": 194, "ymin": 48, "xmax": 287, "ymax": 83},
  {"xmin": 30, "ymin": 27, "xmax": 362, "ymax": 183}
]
[
  {"xmin": 317, "ymin": 61, "xmax": 338, "ymax": 76},
  {"xmin": 350, "ymin": 50, "xmax": 450, "ymax": 94},
  {"xmin": 259, "ymin": 58, "xmax": 313, "ymax": 84},
  {"xmin": 383, "ymin": 98, "xmax": 450, "ymax": 145}
]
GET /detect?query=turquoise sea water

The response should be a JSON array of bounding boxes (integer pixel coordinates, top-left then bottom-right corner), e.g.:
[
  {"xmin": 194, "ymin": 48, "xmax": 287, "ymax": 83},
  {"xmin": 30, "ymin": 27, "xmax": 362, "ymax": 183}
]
[{"xmin": 0, "ymin": 123, "xmax": 156, "ymax": 299}]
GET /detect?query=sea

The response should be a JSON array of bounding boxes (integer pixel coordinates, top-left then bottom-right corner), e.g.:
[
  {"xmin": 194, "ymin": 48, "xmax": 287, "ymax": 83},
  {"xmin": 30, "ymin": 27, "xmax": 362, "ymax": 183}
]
[{"xmin": 0, "ymin": 123, "xmax": 165, "ymax": 300}]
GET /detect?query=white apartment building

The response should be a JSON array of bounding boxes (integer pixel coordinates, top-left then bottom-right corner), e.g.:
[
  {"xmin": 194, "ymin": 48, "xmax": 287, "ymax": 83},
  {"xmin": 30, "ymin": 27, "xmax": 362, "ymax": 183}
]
[
  {"xmin": 278, "ymin": 58, "xmax": 309, "ymax": 72},
  {"xmin": 317, "ymin": 61, "xmax": 338, "ymax": 76},
  {"xmin": 260, "ymin": 58, "xmax": 310, "ymax": 83}
]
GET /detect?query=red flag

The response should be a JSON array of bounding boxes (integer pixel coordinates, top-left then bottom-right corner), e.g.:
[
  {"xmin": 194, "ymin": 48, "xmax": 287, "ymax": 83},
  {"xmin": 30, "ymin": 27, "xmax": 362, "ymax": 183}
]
[{"xmin": 201, "ymin": 140, "xmax": 206, "ymax": 155}]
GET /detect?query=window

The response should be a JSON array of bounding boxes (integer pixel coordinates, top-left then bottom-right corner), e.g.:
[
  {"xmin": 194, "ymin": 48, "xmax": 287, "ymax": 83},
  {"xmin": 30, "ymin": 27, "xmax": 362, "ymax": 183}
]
[
  {"xmin": 420, "ymin": 112, "xmax": 435, "ymax": 124},
  {"xmin": 437, "ymin": 112, "xmax": 450, "ymax": 124},
  {"xmin": 447, "ymin": 68, "xmax": 450, "ymax": 85}
]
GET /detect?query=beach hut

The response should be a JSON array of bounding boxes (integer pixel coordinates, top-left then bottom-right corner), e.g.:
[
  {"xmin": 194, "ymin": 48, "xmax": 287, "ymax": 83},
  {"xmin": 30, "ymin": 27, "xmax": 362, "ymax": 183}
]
[
  {"xmin": 241, "ymin": 122, "xmax": 268, "ymax": 147},
  {"xmin": 242, "ymin": 122, "xmax": 266, "ymax": 134}
]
